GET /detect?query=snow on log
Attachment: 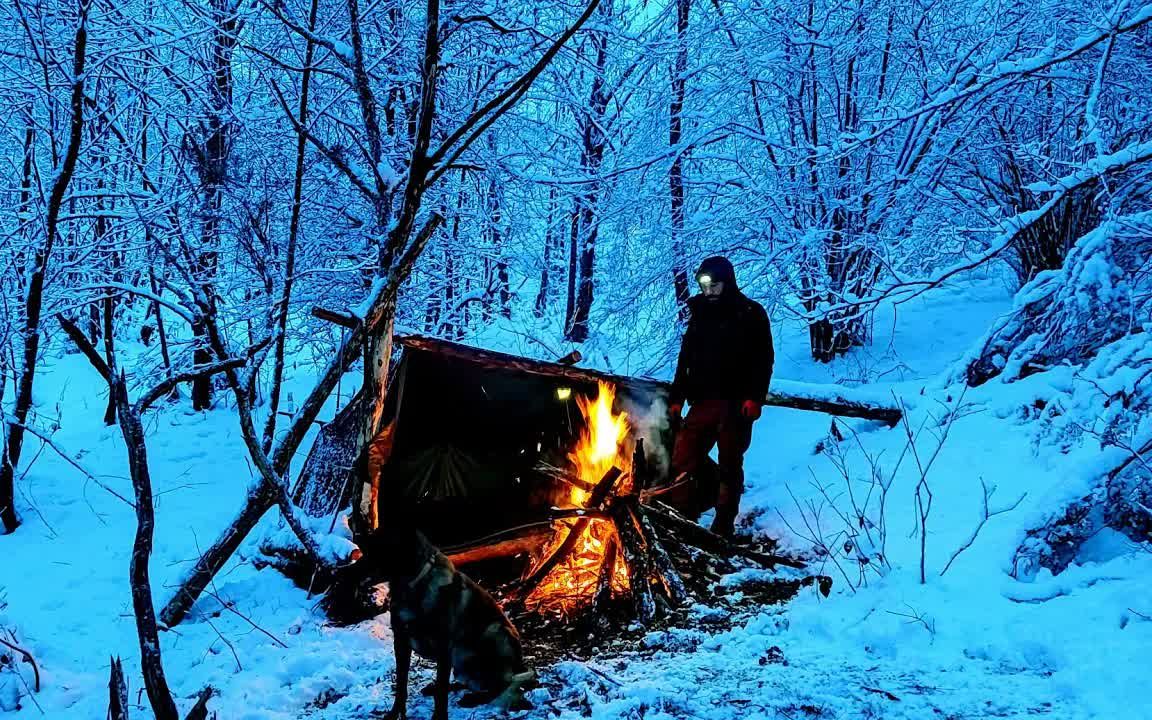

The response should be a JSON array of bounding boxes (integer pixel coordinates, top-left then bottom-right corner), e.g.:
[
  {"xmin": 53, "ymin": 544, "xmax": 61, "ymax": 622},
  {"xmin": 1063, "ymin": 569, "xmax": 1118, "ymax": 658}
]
[{"xmin": 765, "ymin": 379, "xmax": 902, "ymax": 426}]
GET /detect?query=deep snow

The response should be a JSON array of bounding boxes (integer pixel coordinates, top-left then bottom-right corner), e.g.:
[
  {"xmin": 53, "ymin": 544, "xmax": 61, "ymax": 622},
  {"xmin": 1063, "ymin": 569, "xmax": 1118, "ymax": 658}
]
[{"xmin": 3, "ymin": 274, "xmax": 1151, "ymax": 719}]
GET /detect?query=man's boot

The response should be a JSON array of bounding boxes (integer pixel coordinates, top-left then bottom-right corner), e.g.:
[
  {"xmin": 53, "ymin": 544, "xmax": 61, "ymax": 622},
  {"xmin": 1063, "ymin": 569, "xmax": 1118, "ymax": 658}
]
[
  {"xmin": 710, "ymin": 482, "xmax": 739, "ymax": 537},
  {"xmin": 710, "ymin": 504, "xmax": 737, "ymax": 537}
]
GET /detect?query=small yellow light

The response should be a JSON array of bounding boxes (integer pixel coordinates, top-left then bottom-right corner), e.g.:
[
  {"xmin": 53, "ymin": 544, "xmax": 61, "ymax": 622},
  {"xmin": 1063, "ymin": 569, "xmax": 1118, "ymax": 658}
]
[
  {"xmin": 699, "ymin": 274, "xmax": 712, "ymax": 285},
  {"xmin": 556, "ymin": 387, "xmax": 572, "ymax": 400}
]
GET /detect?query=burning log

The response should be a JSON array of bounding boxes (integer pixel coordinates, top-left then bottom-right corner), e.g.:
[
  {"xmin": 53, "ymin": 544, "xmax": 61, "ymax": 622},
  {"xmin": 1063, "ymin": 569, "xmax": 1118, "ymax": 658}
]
[
  {"xmin": 591, "ymin": 534, "xmax": 620, "ymax": 613},
  {"xmin": 443, "ymin": 524, "xmax": 557, "ymax": 567},
  {"xmin": 535, "ymin": 462, "xmax": 596, "ymax": 495},
  {"xmin": 510, "ymin": 467, "xmax": 623, "ymax": 604},
  {"xmin": 586, "ymin": 466, "xmax": 624, "ymax": 507},
  {"xmin": 441, "ymin": 506, "xmax": 613, "ymax": 568}
]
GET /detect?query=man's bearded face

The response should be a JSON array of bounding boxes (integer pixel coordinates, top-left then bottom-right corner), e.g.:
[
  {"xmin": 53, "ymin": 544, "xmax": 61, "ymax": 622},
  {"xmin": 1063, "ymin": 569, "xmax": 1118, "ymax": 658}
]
[{"xmin": 698, "ymin": 274, "xmax": 725, "ymax": 298}]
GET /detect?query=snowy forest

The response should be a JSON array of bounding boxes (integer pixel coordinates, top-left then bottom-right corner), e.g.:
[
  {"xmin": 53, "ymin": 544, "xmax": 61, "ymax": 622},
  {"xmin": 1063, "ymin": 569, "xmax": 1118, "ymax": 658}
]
[{"xmin": 2, "ymin": 0, "xmax": 1151, "ymax": 716}]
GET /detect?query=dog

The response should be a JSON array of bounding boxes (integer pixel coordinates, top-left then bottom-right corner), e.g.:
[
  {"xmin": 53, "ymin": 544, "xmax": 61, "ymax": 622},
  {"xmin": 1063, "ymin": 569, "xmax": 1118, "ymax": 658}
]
[{"xmin": 335, "ymin": 516, "xmax": 535, "ymax": 720}]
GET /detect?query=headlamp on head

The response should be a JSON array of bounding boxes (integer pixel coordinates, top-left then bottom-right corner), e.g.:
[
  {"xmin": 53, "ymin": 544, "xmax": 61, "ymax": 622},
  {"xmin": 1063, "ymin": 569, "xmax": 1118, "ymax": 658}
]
[{"xmin": 697, "ymin": 274, "xmax": 713, "ymax": 287}]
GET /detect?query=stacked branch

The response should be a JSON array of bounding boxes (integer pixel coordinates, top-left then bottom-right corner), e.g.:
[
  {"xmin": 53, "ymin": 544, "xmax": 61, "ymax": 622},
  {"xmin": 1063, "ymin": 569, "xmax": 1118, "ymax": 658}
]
[{"xmin": 474, "ymin": 458, "xmax": 822, "ymax": 628}]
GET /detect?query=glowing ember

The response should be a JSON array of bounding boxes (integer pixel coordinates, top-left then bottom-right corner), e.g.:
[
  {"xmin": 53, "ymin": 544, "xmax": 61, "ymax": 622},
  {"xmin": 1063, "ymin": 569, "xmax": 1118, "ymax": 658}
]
[{"xmin": 524, "ymin": 381, "xmax": 632, "ymax": 617}]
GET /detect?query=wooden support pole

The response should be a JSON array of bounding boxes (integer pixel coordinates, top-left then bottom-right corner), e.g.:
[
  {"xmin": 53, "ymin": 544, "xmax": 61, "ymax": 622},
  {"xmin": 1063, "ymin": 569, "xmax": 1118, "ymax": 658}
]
[{"xmin": 311, "ymin": 305, "xmax": 361, "ymax": 330}]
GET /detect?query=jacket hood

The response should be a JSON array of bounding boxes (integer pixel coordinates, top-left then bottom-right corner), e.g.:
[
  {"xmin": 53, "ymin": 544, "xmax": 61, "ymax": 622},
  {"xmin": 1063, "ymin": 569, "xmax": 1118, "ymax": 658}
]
[{"xmin": 695, "ymin": 256, "xmax": 739, "ymax": 292}]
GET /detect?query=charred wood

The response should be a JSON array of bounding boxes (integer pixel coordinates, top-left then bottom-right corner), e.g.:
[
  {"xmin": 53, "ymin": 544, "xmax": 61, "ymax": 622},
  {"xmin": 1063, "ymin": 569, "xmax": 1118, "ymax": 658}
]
[
  {"xmin": 634, "ymin": 506, "xmax": 689, "ymax": 606},
  {"xmin": 610, "ymin": 501, "xmax": 656, "ymax": 623}
]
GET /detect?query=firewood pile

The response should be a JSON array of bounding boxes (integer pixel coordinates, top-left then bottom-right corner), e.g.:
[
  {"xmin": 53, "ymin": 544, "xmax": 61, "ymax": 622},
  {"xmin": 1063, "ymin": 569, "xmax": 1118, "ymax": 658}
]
[{"xmin": 435, "ymin": 440, "xmax": 828, "ymax": 637}]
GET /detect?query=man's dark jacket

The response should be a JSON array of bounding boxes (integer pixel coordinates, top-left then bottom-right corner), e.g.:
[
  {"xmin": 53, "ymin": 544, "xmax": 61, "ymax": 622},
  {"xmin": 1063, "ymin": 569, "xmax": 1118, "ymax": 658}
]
[{"xmin": 670, "ymin": 258, "xmax": 774, "ymax": 407}]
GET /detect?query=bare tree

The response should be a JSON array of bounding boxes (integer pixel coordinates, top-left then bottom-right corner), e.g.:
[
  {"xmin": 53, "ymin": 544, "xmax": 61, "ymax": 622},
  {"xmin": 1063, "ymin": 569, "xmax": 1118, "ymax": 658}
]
[
  {"xmin": 58, "ymin": 315, "xmax": 238, "ymax": 720},
  {"xmin": 669, "ymin": 0, "xmax": 691, "ymax": 313},
  {"xmin": 160, "ymin": 0, "xmax": 604, "ymax": 626},
  {"xmin": 1, "ymin": 0, "xmax": 90, "ymax": 534}
]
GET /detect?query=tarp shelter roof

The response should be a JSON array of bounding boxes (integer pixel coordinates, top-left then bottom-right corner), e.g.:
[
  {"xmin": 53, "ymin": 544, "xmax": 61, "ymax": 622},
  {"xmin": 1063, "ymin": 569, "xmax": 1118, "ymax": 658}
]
[{"xmin": 290, "ymin": 335, "xmax": 672, "ymax": 529}]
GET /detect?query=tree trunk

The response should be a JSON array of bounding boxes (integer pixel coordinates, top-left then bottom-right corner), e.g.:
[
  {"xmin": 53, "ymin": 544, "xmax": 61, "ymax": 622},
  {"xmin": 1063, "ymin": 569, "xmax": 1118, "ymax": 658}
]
[
  {"xmin": 670, "ymin": 0, "xmax": 691, "ymax": 315},
  {"xmin": 563, "ymin": 204, "xmax": 580, "ymax": 334},
  {"xmin": 116, "ymin": 377, "xmax": 180, "ymax": 720},
  {"xmin": 486, "ymin": 136, "xmax": 512, "ymax": 319},
  {"xmin": 191, "ymin": 0, "xmax": 238, "ymax": 411},
  {"xmin": 565, "ymin": 12, "xmax": 610, "ymax": 343},
  {"xmin": 534, "ymin": 188, "xmax": 558, "ymax": 318},
  {"xmin": 263, "ymin": 0, "xmax": 320, "ymax": 452},
  {"xmin": 1, "ymin": 6, "xmax": 88, "ymax": 534}
]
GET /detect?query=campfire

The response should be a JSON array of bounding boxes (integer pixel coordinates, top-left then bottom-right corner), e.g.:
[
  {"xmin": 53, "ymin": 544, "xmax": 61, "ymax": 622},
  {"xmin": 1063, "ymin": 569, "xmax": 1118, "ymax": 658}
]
[
  {"xmin": 523, "ymin": 381, "xmax": 632, "ymax": 617},
  {"xmin": 496, "ymin": 380, "xmax": 820, "ymax": 626}
]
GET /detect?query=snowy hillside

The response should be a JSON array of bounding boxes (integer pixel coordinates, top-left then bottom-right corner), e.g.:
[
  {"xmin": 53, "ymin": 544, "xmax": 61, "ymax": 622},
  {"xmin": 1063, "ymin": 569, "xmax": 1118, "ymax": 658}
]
[
  {"xmin": 4, "ymin": 276, "xmax": 1150, "ymax": 719},
  {"xmin": 4, "ymin": 0, "xmax": 1152, "ymax": 717}
]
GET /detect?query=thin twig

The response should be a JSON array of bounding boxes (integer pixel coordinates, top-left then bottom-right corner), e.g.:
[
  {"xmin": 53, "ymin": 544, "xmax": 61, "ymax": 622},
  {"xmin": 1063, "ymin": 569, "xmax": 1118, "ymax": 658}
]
[
  {"xmin": 199, "ymin": 587, "xmax": 289, "ymax": 649},
  {"xmin": 0, "ymin": 412, "xmax": 134, "ymax": 509},
  {"xmin": 0, "ymin": 633, "xmax": 40, "ymax": 692},
  {"xmin": 940, "ymin": 479, "xmax": 1027, "ymax": 576}
]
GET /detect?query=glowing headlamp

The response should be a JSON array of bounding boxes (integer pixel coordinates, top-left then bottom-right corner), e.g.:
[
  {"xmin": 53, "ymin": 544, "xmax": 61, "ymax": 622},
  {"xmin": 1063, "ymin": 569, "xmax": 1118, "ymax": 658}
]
[{"xmin": 698, "ymin": 274, "xmax": 713, "ymax": 286}]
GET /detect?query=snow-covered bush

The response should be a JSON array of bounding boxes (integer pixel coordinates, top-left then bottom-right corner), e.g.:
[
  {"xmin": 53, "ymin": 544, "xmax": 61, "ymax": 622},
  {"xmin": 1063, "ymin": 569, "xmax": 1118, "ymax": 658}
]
[
  {"xmin": 966, "ymin": 210, "xmax": 1152, "ymax": 388},
  {"xmin": 963, "ymin": 208, "xmax": 1152, "ymax": 576}
]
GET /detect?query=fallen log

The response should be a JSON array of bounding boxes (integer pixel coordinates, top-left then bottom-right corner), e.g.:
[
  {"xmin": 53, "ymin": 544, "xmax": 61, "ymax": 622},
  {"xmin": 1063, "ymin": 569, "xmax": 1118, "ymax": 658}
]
[
  {"xmin": 443, "ymin": 525, "xmax": 556, "ymax": 566},
  {"xmin": 647, "ymin": 501, "xmax": 808, "ymax": 570},
  {"xmin": 765, "ymin": 379, "xmax": 902, "ymax": 426}
]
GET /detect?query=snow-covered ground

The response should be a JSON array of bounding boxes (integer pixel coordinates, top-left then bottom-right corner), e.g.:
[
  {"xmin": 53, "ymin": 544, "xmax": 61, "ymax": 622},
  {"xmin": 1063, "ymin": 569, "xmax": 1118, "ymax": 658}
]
[{"xmin": 4, "ymin": 274, "xmax": 1151, "ymax": 719}]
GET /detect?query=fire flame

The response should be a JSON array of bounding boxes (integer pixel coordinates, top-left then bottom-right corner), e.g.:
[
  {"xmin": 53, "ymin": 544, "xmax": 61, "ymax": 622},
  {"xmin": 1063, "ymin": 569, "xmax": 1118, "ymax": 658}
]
[
  {"xmin": 568, "ymin": 381, "xmax": 630, "ymax": 505},
  {"xmin": 524, "ymin": 381, "xmax": 632, "ymax": 617}
]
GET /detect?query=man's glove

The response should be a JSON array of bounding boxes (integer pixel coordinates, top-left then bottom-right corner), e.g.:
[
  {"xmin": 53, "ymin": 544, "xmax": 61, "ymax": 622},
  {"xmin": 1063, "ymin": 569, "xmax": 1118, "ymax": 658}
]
[
  {"xmin": 740, "ymin": 400, "xmax": 762, "ymax": 420},
  {"xmin": 668, "ymin": 402, "xmax": 684, "ymax": 418}
]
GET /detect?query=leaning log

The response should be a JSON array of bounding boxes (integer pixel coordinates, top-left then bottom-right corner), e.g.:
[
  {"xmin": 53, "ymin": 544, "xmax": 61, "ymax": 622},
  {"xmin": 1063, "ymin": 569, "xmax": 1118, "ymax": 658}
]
[
  {"xmin": 634, "ymin": 506, "xmax": 689, "ymax": 606},
  {"xmin": 647, "ymin": 501, "xmax": 808, "ymax": 570},
  {"xmin": 535, "ymin": 463, "xmax": 596, "ymax": 495},
  {"xmin": 765, "ymin": 379, "xmax": 902, "ymax": 426},
  {"xmin": 611, "ymin": 501, "xmax": 657, "ymax": 622},
  {"xmin": 443, "ymin": 525, "xmax": 555, "ymax": 566}
]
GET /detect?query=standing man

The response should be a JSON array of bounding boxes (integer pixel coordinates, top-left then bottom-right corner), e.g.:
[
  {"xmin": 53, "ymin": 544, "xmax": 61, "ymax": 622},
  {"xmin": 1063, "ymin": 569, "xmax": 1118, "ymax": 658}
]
[{"xmin": 667, "ymin": 256, "xmax": 774, "ymax": 537}]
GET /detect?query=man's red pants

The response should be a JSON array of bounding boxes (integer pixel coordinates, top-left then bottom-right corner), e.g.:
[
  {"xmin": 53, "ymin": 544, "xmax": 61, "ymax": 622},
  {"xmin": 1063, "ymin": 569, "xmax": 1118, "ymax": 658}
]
[{"xmin": 668, "ymin": 399, "xmax": 753, "ymax": 534}]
